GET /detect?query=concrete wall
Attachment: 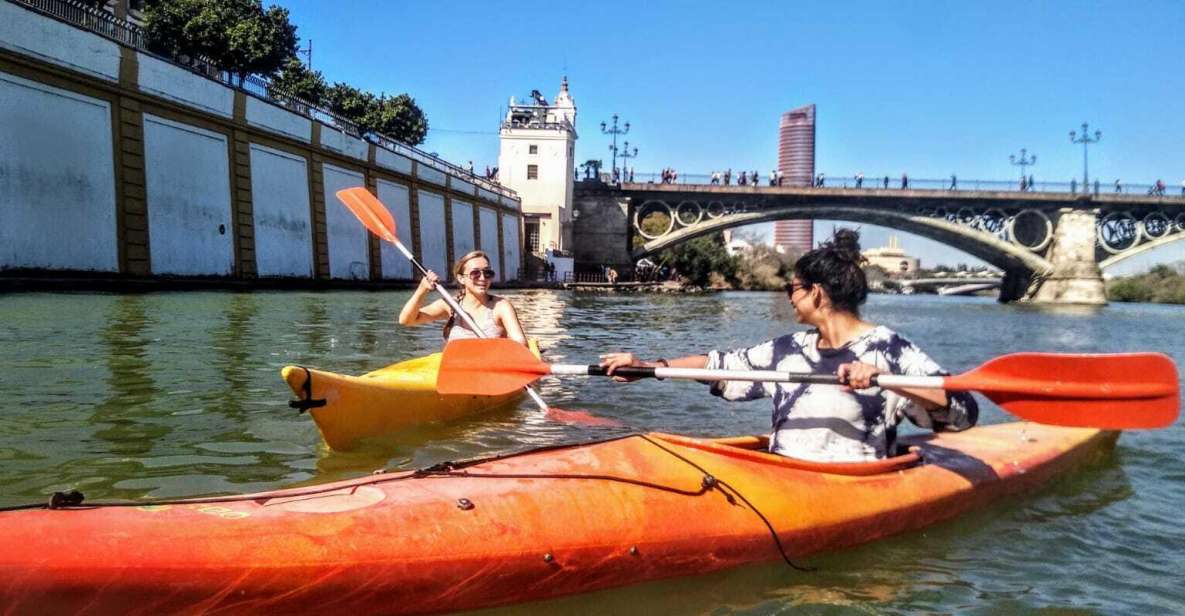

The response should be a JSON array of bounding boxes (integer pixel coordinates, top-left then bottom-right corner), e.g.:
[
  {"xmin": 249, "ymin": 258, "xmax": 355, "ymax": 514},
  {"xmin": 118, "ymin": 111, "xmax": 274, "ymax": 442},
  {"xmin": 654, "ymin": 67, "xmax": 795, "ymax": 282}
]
[
  {"xmin": 142, "ymin": 114, "xmax": 233, "ymax": 275},
  {"xmin": 249, "ymin": 144, "xmax": 311, "ymax": 277},
  {"xmin": 0, "ymin": 0, "xmax": 120, "ymax": 82},
  {"xmin": 377, "ymin": 179, "xmax": 413, "ymax": 280},
  {"xmin": 0, "ymin": 0, "xmax": 521, "ymax": 284},
  {"xmin": 321, "ymin": 164, "xmax": 368, "ymax": 279},
  {"xmin": 571, "ymin": 189, "xmax": 633, "ymax": 269},
  {"xmin": 0, "ymin": 72, "xmax": 117, "ymax": 271},
  {"xmin": 452, "ymin": 199, "xmax": 475, "ymax": 261},
  {"xmin": 501, "ymin": 212, "xmax": 522, "ymax": 281},
  {"xmin": 478, "ymin": 206, "xmax": 501, "ymax": 278},
  {"xmin": 418, "ymin": 190, "xmax": 448, "ymax": 278}
]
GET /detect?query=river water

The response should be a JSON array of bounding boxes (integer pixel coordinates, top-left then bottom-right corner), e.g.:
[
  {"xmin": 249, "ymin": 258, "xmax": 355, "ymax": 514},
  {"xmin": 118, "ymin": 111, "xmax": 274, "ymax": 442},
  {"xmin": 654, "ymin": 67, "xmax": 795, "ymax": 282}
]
[{"xmin": 1, "ymin": 290, "xmax": 1182, "ymax": 613}]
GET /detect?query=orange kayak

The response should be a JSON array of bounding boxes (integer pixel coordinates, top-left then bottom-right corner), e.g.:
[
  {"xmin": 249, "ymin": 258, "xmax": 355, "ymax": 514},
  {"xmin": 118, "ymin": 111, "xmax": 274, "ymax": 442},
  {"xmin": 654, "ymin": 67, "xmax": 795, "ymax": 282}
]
[{"xmin": 0, "ymin": 423, "xmax": 1116, "ymax": 614}]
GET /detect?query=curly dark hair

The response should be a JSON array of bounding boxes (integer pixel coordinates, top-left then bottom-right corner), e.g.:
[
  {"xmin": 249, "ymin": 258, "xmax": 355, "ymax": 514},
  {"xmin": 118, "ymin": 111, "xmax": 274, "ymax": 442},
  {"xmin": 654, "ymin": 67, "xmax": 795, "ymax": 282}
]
[{"xmin": 792, "ymin": 228, "xmax": 868, "ymax": 314}]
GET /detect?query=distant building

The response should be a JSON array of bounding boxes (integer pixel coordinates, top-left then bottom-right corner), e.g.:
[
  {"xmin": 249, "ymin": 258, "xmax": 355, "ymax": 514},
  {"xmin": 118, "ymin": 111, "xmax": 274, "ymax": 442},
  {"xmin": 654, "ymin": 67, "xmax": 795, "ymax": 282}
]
[
  {"xmin": 863, "ymin": 235, "xmax": 919, "ymax": 274},
  {"xmin": 722, "ymin": 229, "xmax": 752, "ymax": 257},
  {"xmin": 498, "ymin": 78, "xmax": 577, "ymax": 256},
  {"xmin": 773, "ymin": 104, "xmax": 815, "ymax": 255}
]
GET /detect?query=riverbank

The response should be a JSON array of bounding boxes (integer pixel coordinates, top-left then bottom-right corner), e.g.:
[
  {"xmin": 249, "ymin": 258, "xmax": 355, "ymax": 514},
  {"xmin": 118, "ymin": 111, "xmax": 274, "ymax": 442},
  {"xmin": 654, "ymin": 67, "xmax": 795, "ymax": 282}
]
[{"xmin": 1107, "ymin": 264, "xmax": 1185, "ymax": 304}]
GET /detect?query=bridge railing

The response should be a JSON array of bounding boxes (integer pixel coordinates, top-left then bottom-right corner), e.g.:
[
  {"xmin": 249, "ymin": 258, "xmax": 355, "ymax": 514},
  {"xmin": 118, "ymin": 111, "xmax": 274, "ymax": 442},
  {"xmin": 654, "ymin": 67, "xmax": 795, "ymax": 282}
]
[{"xmin": 623, "ymin": 171, "xmax": 1184, "ymax": 197}]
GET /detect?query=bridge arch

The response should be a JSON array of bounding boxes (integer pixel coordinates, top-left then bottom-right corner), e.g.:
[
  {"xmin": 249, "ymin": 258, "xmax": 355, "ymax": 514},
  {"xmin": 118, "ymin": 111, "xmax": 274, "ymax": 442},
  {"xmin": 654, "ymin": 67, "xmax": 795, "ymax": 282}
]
[
  {"xmin": 1099, "ymin": 229, "xmax": 1185, "ymax": 270},
  {"xmin": 633, "ymin": 205, "xmax": 1054, "ymax": 275}
]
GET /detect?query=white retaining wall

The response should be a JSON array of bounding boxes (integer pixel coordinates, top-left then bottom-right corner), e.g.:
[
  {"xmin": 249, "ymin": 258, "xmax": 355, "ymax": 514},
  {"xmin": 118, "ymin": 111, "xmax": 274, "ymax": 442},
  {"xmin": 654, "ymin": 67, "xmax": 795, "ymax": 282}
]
[
  {"xmin": 451, "ymin": 199, "xmax": 475, "ymax": 261},
  {"xmin": 417, "ymin": 190, "xmax": 448, "ymax": 278},
  {"xmin": 249, "ymin": 144, "xmax": 311, "ymax": 277},
  {"xmin": 478, "ymin": 206, "xmax": 501, "ymax": 280},
  {"xmin": 321, "ymin": 164, "xmax": 369, "ymax": 279},
  {"xmin": 142, "ymin": 114, "xmax": 234, "ymax": 275},
  {"xmin": 501, "ymin": 212, "xmax": 521, "ymax": 282},
  {"xmin": 376, "ymin": 180, "xmax": 413, "ymax": 280},
  {"xmin": 0, "ymin": 71, "xmax": 117, "ymax": 271}
]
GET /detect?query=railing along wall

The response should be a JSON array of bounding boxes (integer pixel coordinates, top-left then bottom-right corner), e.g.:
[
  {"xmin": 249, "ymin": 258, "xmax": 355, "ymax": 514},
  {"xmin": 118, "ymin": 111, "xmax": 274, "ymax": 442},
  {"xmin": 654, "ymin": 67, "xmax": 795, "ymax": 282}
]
[{"xmin": 9, "ymin": 0, "xmax": 517, "ymax": 201}]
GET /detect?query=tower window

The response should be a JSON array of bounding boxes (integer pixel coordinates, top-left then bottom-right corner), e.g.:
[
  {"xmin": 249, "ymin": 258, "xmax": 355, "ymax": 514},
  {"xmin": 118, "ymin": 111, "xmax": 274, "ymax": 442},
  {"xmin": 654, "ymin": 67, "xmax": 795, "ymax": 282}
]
[
  {"xmin": 529, "ymin": 145, "xmax": 538, "ymax": 155},
  {"xmin": 527, "ymin": 164, "xmax": 538, "ymax": 179}
]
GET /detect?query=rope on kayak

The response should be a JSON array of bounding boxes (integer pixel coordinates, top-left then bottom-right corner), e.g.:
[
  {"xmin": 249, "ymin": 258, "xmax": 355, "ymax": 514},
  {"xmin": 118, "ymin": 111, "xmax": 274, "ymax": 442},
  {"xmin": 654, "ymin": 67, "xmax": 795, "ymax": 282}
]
[
  {"xmin": 287, "ymin": 366, "xmax": 327, "ymax": 413},
  {"xmin": 637, "ymin": 434, "xmax": 813, "ymax": 572}
]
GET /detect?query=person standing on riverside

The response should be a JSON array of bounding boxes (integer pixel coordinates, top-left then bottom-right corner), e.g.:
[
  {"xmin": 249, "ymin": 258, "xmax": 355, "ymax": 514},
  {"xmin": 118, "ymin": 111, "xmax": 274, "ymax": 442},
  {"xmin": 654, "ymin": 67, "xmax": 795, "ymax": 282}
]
[
  {"xmin": 398, "ymin": 250, "xmax": 528, "ymax": 345},
  {"xmin": 599, "ymin": 229, "xmax": 979, "ymax": 463}
]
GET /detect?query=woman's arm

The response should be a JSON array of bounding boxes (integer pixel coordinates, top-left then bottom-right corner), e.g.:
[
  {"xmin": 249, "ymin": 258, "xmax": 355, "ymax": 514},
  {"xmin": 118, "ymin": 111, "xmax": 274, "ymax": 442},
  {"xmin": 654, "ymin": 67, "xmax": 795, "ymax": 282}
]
[
  {"xmin": 495, "ymin": 299, "xmax": 528, "ymax": 345},
  {"xmin": 598, "ymin": 353, "xmax": 709, "ymax": 381},
  {"xmin": 398, "ymin": 272, "xmax": 451, "ymax": 326},
  {"xmin": 838, "ymin": 361, "xmax": 948, "ymax": 410}
]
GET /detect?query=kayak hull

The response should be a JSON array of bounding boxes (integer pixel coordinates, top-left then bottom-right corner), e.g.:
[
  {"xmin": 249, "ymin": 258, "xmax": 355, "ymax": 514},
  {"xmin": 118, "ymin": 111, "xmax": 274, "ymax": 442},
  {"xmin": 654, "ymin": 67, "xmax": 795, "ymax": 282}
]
[
  {"xmin": 0, "ymin": 423, "xmax": 1118, "ymax": 614},
  {"xmin": 281, "ymin": 341, "xmax": 538, "ymax": 450}
]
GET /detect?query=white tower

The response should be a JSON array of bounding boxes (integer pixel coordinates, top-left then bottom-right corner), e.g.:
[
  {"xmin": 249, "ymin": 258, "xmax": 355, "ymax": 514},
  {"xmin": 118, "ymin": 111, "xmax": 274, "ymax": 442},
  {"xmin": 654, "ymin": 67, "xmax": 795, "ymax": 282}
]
[{"xmin": 498, "ymin": 77, "xmax": 577, "ymax": 255}]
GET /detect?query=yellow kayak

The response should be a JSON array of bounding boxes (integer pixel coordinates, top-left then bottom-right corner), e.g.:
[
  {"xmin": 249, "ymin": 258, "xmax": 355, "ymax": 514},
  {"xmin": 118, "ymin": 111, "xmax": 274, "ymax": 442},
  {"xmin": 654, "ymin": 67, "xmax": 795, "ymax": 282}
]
[{"xmin": 281, "ymin": 340, "xmax": 540, "ymax": 450}]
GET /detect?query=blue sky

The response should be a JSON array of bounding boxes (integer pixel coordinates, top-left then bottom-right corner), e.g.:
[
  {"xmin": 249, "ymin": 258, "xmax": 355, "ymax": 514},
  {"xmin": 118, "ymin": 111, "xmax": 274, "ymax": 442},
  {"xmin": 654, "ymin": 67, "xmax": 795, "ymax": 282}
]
[{"xmin": 279, "ymin": 0, "xmax": 1184, "ymax": 271}]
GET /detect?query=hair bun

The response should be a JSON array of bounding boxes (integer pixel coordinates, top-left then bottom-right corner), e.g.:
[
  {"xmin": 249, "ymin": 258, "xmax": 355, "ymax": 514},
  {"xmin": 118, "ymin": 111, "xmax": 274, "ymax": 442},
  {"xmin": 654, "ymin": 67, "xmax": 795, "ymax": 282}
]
[{"xmin": 826, "ymin": 229, "xmax": 864, "ymax": 264}]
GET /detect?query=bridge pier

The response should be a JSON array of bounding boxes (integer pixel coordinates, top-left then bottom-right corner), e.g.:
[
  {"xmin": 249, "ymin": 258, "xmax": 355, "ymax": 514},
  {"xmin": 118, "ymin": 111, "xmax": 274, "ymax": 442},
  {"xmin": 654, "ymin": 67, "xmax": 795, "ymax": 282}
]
[{"xmin": 1025, "ymin": 208, "xmax": 1106, "ymax": 305}]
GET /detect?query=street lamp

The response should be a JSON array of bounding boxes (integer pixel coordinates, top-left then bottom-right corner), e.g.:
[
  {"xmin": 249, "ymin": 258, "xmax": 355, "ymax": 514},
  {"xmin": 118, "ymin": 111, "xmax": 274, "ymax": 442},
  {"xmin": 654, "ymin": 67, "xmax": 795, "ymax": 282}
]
[
  {"xmin": 612, "ymin": 140, "xmax": 639, "ymax": 182},
  {"xmin": 1069, "ymin": 122, "xmax": 1101, "ymax": 189},
  {"xmin": 1009, "ymin": 148, "xmax": 1036, "ymax": 190},
  {"xmin": 600, "ymin": 114, "xmax": 630, "ymax": 181}
]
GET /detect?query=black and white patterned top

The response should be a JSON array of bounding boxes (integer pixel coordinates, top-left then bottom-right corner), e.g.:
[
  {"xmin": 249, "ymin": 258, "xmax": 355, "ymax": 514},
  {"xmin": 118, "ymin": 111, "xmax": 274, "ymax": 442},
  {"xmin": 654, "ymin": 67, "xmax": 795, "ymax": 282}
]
[{"xmin": 706, "ymin": 325, "xmax": 979, "ymax": 462}]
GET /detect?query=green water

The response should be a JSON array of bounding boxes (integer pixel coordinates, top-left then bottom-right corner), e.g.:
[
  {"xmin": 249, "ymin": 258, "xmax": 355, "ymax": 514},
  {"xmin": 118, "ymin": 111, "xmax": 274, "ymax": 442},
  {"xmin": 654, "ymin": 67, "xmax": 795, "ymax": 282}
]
[{"xmin": 1, "ymin": 290, "xmax": 1182, "ymax": 613}]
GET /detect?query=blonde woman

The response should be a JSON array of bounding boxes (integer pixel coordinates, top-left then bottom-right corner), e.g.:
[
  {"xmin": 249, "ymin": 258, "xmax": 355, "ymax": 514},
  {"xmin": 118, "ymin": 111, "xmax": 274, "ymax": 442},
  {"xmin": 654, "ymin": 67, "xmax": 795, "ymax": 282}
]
[{"xmin": 398, "ymin": 250, "xmax": 527, "ymax": 345}]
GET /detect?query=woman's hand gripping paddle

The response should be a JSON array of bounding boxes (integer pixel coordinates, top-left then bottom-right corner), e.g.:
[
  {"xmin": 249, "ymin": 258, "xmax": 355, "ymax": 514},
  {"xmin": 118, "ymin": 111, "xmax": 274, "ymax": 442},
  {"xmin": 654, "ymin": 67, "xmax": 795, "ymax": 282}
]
[
  {"xmin": 438, "ymin": 339, "xmax": 1180, "ymax": 430},
  {"xmin": 335, "ymin": 187, "xmax": 619, "ymax": 427}
]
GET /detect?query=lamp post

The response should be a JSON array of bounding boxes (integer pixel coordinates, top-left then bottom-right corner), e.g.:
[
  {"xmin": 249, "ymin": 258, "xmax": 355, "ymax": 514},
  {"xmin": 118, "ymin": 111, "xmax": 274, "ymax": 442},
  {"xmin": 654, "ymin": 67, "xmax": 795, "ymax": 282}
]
[
  {"xmin": 1009, "ymin": 148, "xmax": 1036, "ymax": 190},
  {"xmin": 613, "ymin": 141, "xmax": 639, "ymax": 183},
  {"xmin": 1069, "ymin": 122, "xmax": 1101, "ymax": 189},
  {"xmin": 600, "ymin": 114, "xmax": 630, "ymax": 181}
]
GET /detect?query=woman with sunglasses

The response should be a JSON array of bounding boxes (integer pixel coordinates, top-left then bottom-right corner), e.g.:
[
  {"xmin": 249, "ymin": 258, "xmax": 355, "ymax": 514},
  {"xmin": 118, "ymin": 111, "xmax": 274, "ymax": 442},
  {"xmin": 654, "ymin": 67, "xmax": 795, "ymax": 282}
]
[
  {"xmin": 398, "ymin": 250, "xmax": 528, "ymax": 345},
  {"xmin": 599, "ymin": 228, "xmax": 977, "ymax": 463}
]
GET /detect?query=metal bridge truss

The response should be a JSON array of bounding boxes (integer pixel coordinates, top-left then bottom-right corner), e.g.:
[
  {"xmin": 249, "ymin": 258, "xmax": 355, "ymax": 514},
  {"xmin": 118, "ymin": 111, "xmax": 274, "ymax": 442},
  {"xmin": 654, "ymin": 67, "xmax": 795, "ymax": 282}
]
[{"xmin": 631, "ymin": 198, "xmax": 1185, "ymax": 272}]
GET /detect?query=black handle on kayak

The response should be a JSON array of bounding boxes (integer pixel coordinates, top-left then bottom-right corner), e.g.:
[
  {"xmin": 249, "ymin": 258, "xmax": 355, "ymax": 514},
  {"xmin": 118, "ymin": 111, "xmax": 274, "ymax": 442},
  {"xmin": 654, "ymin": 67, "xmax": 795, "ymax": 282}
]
[{"xmin": 585, "ymin": 365, "xmax": 862, "ymax": 385}]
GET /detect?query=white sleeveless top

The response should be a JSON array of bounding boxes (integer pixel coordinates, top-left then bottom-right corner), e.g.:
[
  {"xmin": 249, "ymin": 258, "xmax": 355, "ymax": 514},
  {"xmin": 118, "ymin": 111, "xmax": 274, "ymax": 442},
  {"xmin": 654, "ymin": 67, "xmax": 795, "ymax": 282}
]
[{"xmin": 444, "ymin": 303, "xmax": 507, "ymax": 341}]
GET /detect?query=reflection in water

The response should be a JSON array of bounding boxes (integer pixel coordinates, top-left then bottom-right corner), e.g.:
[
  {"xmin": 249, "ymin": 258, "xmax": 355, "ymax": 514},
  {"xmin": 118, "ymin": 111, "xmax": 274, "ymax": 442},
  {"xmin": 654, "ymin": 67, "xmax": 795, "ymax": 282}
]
[
  {"xmin": 92, "ymin": 295, "xmax": 166, "ymax": 455},
  {"xmin": 212, "ymin": 292, "xmax": 258, "ymax": 417}
]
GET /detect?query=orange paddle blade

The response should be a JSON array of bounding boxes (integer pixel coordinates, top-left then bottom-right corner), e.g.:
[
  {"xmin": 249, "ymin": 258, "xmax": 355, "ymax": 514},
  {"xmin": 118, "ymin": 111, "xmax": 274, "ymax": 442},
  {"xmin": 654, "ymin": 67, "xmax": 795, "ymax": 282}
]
[
  {"xmin": 438, "ymin": 339, "xmax": 549, "ymax": 396},
  {"xmin": 947, "ymin": 352, "xmax": 1179, "ymax": 429},
  {"xmin": 336, "ymin": 187, "xmax": 398, "ymax": 243}
]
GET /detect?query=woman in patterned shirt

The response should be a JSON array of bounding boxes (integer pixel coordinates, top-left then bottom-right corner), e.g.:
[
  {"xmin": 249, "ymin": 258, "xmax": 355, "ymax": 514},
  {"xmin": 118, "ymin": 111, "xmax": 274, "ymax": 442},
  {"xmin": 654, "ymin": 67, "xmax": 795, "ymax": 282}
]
[{"xmin": 599, "ymin": 229, "xmax": 978, "ymax": 462}]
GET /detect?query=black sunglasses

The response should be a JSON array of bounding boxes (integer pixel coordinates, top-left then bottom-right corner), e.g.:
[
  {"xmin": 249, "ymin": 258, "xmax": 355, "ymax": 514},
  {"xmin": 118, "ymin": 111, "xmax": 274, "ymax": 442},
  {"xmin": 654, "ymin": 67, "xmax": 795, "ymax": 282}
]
[
  {"xmin": 785, "ymin": 282, "xmax": 811, "ymax": 296},
  {"xmin": 466, "ymin": 268, "xmax": 497, "ymax": 280}
]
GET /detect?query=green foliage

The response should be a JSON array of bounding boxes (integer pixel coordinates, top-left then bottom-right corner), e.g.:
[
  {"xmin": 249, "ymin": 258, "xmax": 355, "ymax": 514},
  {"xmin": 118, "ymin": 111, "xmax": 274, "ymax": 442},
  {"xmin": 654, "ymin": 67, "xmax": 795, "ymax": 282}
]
[
  {"xmin": 734, "ymin": 243, "xmax": 796, "ymax": 290},
  {"xmin": 270, "ymin": 57, "xmax": 327, "ymax": 105},
  {"xmin": 143, "ymin": 0, "xmax": 297, "ymax": 83},
  {"xmin": 325, "ymin": 84, "xmax": 429, "ymax": 145},
  {"xmin": 1107, "ymin": 262, "xmax": 1185, "ymax": 304},
  {"xmin": 659, "ymin": 233, "xmax": 737, "ymax": 288}
]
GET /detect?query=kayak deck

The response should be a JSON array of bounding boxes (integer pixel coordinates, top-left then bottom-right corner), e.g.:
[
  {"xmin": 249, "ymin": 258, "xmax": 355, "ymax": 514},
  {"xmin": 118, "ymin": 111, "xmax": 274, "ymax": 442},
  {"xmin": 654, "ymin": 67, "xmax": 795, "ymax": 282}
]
[
  {"xmin": 281, "ymin": 341, "xmax": 539, "ymax": 450},
  {"xmin": 0, "ymin": 423, "xmax": 1117, "ymax": 614}
]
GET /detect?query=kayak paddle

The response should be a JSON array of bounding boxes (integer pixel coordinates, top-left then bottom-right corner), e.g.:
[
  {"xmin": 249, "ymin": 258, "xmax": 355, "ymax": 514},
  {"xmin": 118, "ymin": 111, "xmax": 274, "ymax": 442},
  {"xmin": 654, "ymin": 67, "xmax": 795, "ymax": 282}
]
[
  {"xmin": 437, "ymin": 338, "xmax": 1180, "ymax": 430},
  {"xmin": 334, "ymin": 187, "xmax": 616, "ymax": 426}
]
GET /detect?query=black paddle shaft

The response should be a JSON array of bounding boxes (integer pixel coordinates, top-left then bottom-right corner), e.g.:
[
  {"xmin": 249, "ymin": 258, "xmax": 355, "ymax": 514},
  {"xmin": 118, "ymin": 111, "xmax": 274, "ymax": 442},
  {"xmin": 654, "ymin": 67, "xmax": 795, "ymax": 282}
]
[{"xmin": 584, "ymin": 365, "xmax": 851, "ymax": 385}]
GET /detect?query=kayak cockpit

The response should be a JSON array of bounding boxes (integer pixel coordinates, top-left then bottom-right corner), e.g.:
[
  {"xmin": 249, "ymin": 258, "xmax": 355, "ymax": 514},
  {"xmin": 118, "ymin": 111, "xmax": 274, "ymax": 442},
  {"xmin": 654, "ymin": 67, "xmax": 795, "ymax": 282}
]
[{"xmin": 650, "ymin": 432, "xmax": 923, "ymax": 476}]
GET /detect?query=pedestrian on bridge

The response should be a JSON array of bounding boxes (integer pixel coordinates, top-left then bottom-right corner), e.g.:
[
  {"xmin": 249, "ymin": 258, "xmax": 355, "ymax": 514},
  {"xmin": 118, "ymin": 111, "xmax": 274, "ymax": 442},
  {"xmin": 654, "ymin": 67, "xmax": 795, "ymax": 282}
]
[
  {"xmin": 1020, "ymin": 176, "xmax": 1027, "ymax": 192},
  {"xmin": 950, "ymin": 174, "xmax": 957, "ymax": 190},
  {"xmin": 739, "ymin": 171, "xmax": 748, "ymax": 186},
  {"xmin": 724, "ymin": 169, "xmax": 732, "ymax": 185},
  {"xmin": 711, "ymin": 171, "xmax": 720, "ymax": 185},
  {"xmin": 901, "ymin": 173, "xmax": 909, "ymax": 189},
  {"xmin": 753, "ymin": 170, "xmax": 759, "ymax": 187},
  {"xmin": 1180, "ymin": 180, "xmax": 1185, "ymax": 196},
  {"xmin": 1114, "ymin": 179, "xmax": 1122, "ymax": 193},
  {"xmin": 1029, "ymin": 175, "xmax": 1035, "ymax": 192},
  {"xmin": 883, "ymin": 176, "xmax": 890, "ymax": 189},
  {"xmin": 855, "ymin": 173, "xmax": 864, "ymax": 188},
  {"xmin": 771, "ymin": 170, "xmax": 779, "ymax": 186}
]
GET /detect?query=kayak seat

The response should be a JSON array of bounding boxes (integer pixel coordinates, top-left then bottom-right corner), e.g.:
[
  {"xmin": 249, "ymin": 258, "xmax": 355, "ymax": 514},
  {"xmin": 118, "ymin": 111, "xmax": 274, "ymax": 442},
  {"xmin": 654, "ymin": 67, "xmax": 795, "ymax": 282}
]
[{"xmin": 650, "ymin": 432, "xmax": 923, "ymax": 476}]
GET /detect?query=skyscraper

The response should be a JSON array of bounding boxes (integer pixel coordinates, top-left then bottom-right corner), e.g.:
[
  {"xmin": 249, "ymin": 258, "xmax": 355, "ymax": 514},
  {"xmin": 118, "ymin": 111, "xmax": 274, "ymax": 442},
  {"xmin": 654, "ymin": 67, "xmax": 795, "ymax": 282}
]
[{"xmin": 773, "ymin": 104, "xmax": 815, "ymax": 255}]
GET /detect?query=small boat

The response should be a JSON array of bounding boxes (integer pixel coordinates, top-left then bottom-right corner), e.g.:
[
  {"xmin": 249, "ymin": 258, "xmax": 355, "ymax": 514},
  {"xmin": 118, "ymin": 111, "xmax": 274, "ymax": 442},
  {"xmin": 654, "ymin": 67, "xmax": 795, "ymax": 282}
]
[
  {"xmin": 281, "ymin": 340, "xmax": 540, "ymax": 450},
  {"xmin": 0, "ymin": 422, "xmax": 1117, "ymax": 614}
]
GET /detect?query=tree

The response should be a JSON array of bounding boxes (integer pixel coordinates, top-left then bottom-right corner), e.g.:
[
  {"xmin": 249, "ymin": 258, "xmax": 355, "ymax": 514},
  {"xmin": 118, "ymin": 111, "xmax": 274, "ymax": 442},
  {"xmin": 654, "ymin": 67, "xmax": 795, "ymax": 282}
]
[
  {"xmin": 143, "ymin": 0, "xmax": 297, "ymax": 84},
  {"xmin": 660, "ymin": 233, "xmax": 737, "ymax": 288},
  {"xmin": 324, "ymin": 84, "xmax": 429, "ymax": 145},
  {"xmin": 270, "ymin": 57, "xmax": 327, "ymax": 107}
]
